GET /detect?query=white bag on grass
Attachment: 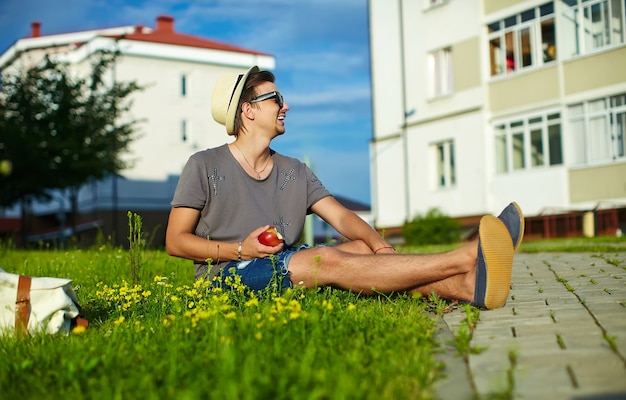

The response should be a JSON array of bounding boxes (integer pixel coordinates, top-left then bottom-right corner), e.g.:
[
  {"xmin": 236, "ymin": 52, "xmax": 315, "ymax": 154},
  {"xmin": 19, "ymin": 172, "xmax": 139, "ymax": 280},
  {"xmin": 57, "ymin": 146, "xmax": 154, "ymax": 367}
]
[{"xmin": 0, "ymin": 268, "xmax": 87, "ymax": 336}]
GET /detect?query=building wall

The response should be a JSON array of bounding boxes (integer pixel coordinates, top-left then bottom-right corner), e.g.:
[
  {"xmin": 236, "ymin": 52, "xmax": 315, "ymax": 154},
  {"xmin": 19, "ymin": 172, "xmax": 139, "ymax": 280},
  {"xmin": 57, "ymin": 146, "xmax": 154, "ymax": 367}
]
[
  {"xmin": 570, "ymin": 162, "xmax": 626, "ymax": 203},
  {"xmin": 368, "ymin": 0, "xmax": 409, "ymax": 227},
  {"xmin": 488, "ymin": 66, "xmax": 560, "ymax": 113},
  {"xmin": 369, "ymin": 0, "xmax": 626, "ymax": 234},
  {"xmin": 114, "ymin": 55, "xmax": 240, "ymax": 182},
  {"xmin": 563, "ymin": 46, "xmax": 626, "ymax": 95},
  {"xmin": 453, "ymin": 37, "xmax": 482, "ymax": 91},
  {"xmin": 0, "ymin": 23, "xmax": 277, "ymax": 246}
]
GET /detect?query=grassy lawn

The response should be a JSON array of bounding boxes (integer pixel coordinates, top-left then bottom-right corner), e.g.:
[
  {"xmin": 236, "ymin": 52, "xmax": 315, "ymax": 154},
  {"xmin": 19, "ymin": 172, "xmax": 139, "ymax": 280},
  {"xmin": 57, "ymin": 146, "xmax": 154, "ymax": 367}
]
[
  {"xmin": 1, "ymin": 233, "xmax": 624, "ymax": 399},
  {"xmin": 0, "ymin": 246, "xmax": 445, "ymax": 399}
]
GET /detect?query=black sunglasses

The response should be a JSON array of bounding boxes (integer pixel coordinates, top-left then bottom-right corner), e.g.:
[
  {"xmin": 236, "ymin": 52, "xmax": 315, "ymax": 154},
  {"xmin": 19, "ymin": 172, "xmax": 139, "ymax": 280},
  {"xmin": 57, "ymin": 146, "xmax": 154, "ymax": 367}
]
[{"xmin": 249, "ymin": 91, "xmax": 284, "ymax": 109}]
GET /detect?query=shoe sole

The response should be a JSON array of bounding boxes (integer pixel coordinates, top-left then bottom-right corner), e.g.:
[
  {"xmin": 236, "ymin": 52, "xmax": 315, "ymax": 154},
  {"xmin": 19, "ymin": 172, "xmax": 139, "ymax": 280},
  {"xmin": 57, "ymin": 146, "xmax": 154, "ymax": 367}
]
[{"xmin": 479, "ymin": 215, "xmax": 514, "ymax": 309}]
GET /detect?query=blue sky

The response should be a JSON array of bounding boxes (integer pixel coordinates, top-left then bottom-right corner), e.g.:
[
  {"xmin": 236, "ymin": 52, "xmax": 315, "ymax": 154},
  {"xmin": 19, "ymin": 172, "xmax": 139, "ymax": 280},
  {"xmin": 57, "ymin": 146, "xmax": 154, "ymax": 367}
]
[{"xmin": 0, "ymin": 0, "xmax": 373, "ymax": 206}]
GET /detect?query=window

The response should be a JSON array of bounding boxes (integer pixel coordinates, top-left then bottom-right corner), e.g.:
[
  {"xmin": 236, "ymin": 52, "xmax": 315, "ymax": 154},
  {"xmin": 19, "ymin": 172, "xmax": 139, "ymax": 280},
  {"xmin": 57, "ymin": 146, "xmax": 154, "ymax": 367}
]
[
  {"xmin": 488, "ymin": 2, "xmax": 555, "ymax": 76},
  {"xmin": 181, "ymin": 74, "xmax": 187, "ymax": 96},
  {"xmin": 569, "ymin": 92, "xmax": 626, "ymax": 165},
  {"xmin": 561, "ymin": 0, "xmax": 625, "ymax": 58},
  {"xmin": 427, "ymin": 47, "xmax": 453, "ymax": 97},
  {"xmin": 181, "ymin": 119, "xmax": 188, "ymax": 142},
  {"xmin": 433, "ymin": 140, "xmax": 456, "ymax": 188},
  {"xmin": 495, "ymin": 112, "xmax": 563, "ymax": 173}
]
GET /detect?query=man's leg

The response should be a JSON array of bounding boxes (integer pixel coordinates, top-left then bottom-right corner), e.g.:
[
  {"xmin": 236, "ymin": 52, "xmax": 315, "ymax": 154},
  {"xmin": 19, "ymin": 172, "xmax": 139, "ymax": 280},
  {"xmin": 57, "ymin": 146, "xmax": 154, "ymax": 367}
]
[
  {"xmin": 287, "ymin": 215, "xmax": 514, "ymax": 308},
  {"xmin": 288, "ymin": 240, "xmax": 476, "ymax": 299}
]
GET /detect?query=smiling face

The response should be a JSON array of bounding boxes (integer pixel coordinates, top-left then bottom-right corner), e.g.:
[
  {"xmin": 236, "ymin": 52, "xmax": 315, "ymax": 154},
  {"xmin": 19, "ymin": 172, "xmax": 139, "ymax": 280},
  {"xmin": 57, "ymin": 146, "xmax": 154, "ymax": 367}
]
[
  {"xmin": 249, "ymin": 81, "xmax": 289, "ymax": 137},
  {"xmin": 233, "ymin": 69, "xmax": 289, "ymax": 138}
]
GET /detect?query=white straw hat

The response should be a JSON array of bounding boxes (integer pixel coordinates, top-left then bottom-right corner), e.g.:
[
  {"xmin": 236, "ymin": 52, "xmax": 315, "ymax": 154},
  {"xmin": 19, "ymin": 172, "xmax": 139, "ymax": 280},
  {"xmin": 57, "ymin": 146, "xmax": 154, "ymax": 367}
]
[{"xmin": 211, "ymin": 66, "xmax": 259, "ymax": 135}]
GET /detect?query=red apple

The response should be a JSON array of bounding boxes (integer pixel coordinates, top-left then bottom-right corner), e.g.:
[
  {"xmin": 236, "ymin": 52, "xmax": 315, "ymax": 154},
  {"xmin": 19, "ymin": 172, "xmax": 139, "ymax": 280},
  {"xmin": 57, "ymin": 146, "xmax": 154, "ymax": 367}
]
[{"xmin": 258, "ymin": 227, "xmax": 283, "ymax": 246}]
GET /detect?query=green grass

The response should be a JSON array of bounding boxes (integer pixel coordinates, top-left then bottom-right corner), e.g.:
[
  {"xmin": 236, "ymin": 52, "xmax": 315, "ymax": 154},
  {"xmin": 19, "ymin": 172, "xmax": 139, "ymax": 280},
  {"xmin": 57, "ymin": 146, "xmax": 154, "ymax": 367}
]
[
  {"xmin": 0, "ymin": 247, "xmax": 443, "ymax": 399},
  {"xmin": 3, "ymin": 233, "xmax": 624, "ymax": 398},
  {"xmin": 518, "ymin": 236, "xmax": 626, "ymax": 253},
  {"xmin": 398, "ymin": 235, "xmax": 626, "ymax": 254}
]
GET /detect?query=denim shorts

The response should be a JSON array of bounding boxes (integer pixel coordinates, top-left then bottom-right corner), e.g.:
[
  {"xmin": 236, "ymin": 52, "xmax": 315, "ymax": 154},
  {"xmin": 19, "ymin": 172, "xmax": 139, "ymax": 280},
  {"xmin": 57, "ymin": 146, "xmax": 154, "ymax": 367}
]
[{"xmin": 212, "ymin": 244, "xmax": 310, "ymax": 292}]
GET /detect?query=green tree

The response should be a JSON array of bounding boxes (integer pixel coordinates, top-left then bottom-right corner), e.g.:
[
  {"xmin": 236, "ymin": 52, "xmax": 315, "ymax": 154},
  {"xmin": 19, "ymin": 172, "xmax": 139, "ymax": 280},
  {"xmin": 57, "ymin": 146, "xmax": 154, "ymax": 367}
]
[{"xmin": 0, "ymin": 50, "xmax": 142, "ymax": 245}]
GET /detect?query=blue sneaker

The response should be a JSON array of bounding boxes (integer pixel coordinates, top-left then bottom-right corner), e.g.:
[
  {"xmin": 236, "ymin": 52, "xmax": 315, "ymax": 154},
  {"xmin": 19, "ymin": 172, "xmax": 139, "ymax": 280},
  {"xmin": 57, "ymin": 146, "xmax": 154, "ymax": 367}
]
[{"xmin": 497, "ymin": 202, "xmax": 524, "ymax": 251}]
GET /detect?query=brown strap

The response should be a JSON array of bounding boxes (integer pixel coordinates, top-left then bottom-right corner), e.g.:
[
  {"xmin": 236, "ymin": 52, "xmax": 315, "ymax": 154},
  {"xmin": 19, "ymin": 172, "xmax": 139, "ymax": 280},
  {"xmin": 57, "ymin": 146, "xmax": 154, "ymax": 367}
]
[
  {"xmin": 72, "ymin": 317, "xmax": 89, "ymax": 330},
  {"xmin": 15, "ymin": 275, "xmax": 32, "ymax": 336}
]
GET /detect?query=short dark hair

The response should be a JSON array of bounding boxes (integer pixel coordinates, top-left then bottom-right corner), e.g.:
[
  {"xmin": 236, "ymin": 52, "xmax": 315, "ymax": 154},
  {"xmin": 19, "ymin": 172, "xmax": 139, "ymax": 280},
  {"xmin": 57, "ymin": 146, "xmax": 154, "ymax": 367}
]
[{"xmin": 233, "ymin": 69, "xmax": 276, "ymax": 135}]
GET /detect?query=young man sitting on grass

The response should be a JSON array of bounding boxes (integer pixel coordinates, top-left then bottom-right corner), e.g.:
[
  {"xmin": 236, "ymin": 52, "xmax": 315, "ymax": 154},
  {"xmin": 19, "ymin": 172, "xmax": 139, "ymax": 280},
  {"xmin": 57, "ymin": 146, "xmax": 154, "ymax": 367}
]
[{"xmin": 165, "ymin": 66, "xmax": 524, "ymax": 309}]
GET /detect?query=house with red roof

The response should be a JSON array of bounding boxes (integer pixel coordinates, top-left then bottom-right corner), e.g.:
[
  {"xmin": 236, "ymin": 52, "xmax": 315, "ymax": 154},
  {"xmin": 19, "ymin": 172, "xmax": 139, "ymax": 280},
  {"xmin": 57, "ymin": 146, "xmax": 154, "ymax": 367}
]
[{"xmin": 0, "ymin": 16, "xmax": 275, "ymax": 247}]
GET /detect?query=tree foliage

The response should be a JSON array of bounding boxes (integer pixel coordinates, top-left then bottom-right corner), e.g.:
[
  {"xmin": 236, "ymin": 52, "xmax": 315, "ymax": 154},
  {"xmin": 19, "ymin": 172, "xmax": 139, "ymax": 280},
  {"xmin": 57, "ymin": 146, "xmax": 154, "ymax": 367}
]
[{"xmin": 0, "ymin": 50, "xmax": 142, "ymax": 208}]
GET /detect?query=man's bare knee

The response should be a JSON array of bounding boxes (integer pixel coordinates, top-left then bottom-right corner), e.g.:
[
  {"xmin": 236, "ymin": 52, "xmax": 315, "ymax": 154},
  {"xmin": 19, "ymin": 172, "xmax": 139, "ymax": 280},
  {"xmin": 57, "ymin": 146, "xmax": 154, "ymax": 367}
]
[{"xmin": 288, "ymin": 246, "xmax": 346, "ymax": 287}]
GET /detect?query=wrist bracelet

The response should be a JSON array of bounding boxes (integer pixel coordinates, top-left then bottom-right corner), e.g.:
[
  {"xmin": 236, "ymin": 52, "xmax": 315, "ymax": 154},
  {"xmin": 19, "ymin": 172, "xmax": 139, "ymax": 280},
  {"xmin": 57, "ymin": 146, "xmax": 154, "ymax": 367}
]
[
  {"xmin": 374, "ymin": 246, "xmax": 395, "ymax": 254},
  {"xmin": 237, "ymin": 241, "xmax": 242, "ymax": 261}
]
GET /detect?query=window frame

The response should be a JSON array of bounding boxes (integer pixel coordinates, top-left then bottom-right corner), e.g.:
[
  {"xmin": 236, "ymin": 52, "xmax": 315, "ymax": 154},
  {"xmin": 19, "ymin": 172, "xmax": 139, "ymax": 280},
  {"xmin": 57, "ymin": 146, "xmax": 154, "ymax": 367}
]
[
  {"xmin": 432, "ymin": 139, "xmax": 456, "ymax": 189},
  {"xmin": 488, "ymin": 2, "xmax": 556, "ymax": 77},
  {"xmin": 561, "ymin": 0, "xmax": 626, "ymax": 58},
  {"xmin": 181, "ymin": 74, "xmax": 187, "ymax": 97},
  {"xmin": 494, "ymin": 111, "xmax": 563, "ymax": 174},
  {"xmin": 427, "ymin": 46, "xmax": 454, "ymax": 98},
  {"xmin": 568, "ymin": 92, "xmax": 626, "ymax": 166}
]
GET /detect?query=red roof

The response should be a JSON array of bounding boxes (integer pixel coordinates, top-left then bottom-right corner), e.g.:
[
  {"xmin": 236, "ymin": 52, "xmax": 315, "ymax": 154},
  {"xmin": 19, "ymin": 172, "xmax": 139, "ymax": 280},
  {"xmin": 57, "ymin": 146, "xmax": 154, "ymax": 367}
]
[
  {"xmin": 25, "ymin": 15, "xmax": 269, "ymax": 56},
  {"xmin": 113, "ymin": 29, "xmax": 267, "ymax": 55}
]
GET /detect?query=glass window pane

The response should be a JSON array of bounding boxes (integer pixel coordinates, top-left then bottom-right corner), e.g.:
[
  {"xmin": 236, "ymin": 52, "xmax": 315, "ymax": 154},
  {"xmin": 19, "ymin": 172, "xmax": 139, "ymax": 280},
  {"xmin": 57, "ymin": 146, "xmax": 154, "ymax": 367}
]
[
  {"xmin": 610, "ymin": 0, "xmax": 624, "ymax": 44},
  {"xmin": 521, "ymin": 27, "xmax": 533, "ymax": 67},
  {"xmin": 611, "ymin": 93, "xmax": 626, "ymax": 107},
  {"xmin": 589, "ymin": 98, "xmax": 607, "ymax": 112},
  {"xmin": 585, "ymin": 3, "xmax": 609, "ymax": 49},
  {"xmin": 540, "ymin": 2, "xmax": 555, "ymax": 16},
  {"xmin": 570, "ymin": 119, "xmax": 586, "ymax": 165},
  {"xmin": 521, "ymin": 9, "xmax": 536, "ymax": 22},
  {"xmin": 490, "ymin": 37, "xmax": 504, "ymax": 75},
  {"xmin": 569, "ymin": 104, "xmax": 584, "ymax": 116},
  {"xmin": 548, "ymin": 113, "xmax": 561, "ymax": 121},
  {"xmin": 437, "ymin": 144, "xmax": 445, "ymax": 186},
  {"xmin": 496, "ymin": 134, "xmax": 508, "ymax": 173},
  {"xmin": 531, "ymin": 129, "xmax": 544, "ymax": 166},
  {"xmin": 542, "ymin": 17, "xmax": 557, "ymax": 62},
  {"xmin": 505, "ymin": 15, "xmax": 517, "ymax": 28},
  {"xmin": 449, "ymin": 142, "xmax": 456, "ymax": 185},
  {"xmin": 505, "ymin": 31, "xmax": 516, "ymax": 73},
  {"xmin": 589, "ymin": 115, "xmax": 610, "ymax": 162},
  {"xmin": 561, "ymin": 4, "xmax": 580, "ymax": 57},
  {"xmin": 512, "ymin": 132, "xmax": 525, "ymax": 169},
  {"xmin": 488, "ymin": 21, "xmax": 501, "ymax": 33},
  {"xmin": 548, "ymin": 124, "xmax": 563, "ymax": 165},
  {"xmin": 615, "ymin": 111, "xmax": 625, "ymax": 158}
]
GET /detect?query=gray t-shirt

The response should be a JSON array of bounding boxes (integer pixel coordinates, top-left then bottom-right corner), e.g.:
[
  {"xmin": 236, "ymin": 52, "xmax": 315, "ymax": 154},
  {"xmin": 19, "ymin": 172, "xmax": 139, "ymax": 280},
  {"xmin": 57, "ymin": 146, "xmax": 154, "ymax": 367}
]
[{"xmin": 171, "ymin": 144, "xmax": 330, "ymax": 278}]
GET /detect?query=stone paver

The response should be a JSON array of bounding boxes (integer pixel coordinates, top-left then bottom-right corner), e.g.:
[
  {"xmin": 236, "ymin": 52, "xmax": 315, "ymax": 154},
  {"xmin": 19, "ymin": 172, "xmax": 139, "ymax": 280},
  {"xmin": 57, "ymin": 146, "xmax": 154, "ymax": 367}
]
[{"xmin": 437, "ymin": 252, "xmax": 626, "ymax": 400}]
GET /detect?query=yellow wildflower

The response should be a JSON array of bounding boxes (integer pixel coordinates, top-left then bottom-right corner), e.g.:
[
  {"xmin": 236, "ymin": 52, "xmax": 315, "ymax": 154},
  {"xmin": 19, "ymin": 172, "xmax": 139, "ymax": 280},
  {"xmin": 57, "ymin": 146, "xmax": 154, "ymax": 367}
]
[{"xmin": 71, "ymin": 325, "xmax": 87, "ymax": 335}]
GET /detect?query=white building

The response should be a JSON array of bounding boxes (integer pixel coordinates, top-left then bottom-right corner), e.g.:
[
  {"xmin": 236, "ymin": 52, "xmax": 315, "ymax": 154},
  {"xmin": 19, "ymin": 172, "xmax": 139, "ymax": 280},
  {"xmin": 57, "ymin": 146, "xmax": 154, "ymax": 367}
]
[
  {"xmin": 369, "ymin": 0, "xmax": 626, "ymax": 239},
  {"xmin": 0, "ymin": 16, "xmax": 274, "ymax": 245}
]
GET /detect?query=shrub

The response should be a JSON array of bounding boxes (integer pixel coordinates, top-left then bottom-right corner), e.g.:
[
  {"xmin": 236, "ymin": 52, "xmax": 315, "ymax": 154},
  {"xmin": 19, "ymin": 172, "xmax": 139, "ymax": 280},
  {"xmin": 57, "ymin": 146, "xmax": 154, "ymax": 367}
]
[{"xmin": 402, "ymin": 208, "xmax": 462, "ymax": 245}]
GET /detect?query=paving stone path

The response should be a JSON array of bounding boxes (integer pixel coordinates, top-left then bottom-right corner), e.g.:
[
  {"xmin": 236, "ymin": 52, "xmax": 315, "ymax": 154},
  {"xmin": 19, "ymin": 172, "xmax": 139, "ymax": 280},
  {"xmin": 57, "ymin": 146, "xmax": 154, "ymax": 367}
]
[{"xmin": 436, "ymin": 252, "xmax": 626, "ymax": 400}]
